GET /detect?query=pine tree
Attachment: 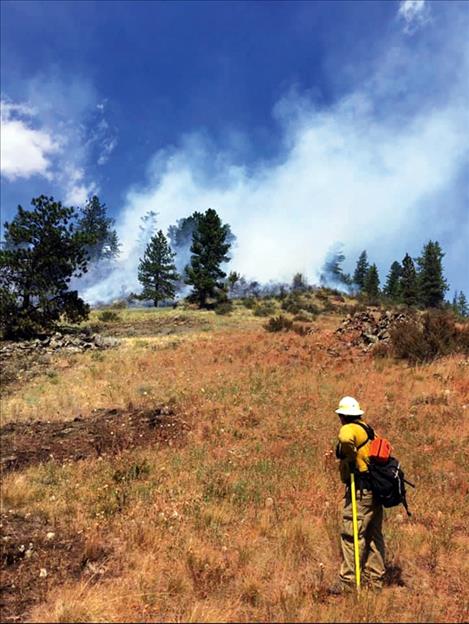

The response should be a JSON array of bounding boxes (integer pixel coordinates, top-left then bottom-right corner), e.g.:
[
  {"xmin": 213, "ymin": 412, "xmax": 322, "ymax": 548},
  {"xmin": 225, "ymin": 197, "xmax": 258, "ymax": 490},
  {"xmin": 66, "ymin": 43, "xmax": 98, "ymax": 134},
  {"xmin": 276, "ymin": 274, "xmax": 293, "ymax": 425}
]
[
  {"xmin": 138, "ymin": 230, "xmax": 179, "ymax": 307},
  {"xmin": 0, "ymin": 196, "xmax": 89, "ymax": 338},
  {"xmin": 452, "ymin": 291, "xmax": 459, "ymax": 315},
  {"xmin": 227, "ymin": 271, "xmax": 240, "ymax": 293},
  {"xmin": 320, "ymin": 244, "xmax": 352, "ymax": 287},
  {"xmin": 384, "ymin": 261, "xmax": 402, "ymax": 301},
  {"xmin": 185, "ymin": 208, "xmax": 232, "ymax": 308},
  {"xmin": 400, "ymin": 253, "xmax": 419, "ymax": 307},
  {"xmin": 364, "ymin": 263, "xmax": 380, "ymax": 298},
  {"xmin": 457, "ymin": 291, "xmax": 468, "ymax": 317},
  {"xmin": 168, "ymin": 212, "xmax": 236, "ymax": 275},
  {"xmin": 77, "ymin": 195, "xmax": 120, "ymax": 262},
  {"xmin": 353, "ymin": 250, "xmax": 369, "ymax": 290},
  {"xmin": 417, "ymin": 240, "xmax": 448, "ymax": 308},
  {"xmin": 292, "ymin": 272, "xmax": 308, "ymax": 292}
]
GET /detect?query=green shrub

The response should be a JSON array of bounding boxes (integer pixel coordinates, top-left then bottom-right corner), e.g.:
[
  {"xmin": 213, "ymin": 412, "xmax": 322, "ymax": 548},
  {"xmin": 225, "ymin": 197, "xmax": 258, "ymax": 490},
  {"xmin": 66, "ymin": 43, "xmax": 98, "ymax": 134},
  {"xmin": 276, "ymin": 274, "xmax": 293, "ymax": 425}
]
[
  {"xmin": 111, "ymin": 299, "xmax": 128, "ymax": 309},
  {"xmin": 293, "ymin": 311, "xmax": 315, "ymax": 322},
  {"xmin": 264, "ymin": 315, "xmax": 293, "ymax": 332},
  {"xmin": 215, "ymin": 301, "xmax": 234, "ymax": 315},
  {"xmin": 281, "ymin": 295, "xmax": 302, "ymax": 314},
  {"xmin": 241, "ymin": 298, "xmax": 256, "ymax": 309},
  {"xmin": 281, "ymin": 294, "xmax": 319, "ymax": 316},
  {"xmin": 98, "ymin": 310, "xmax": 121, "ymax": 322},
  {"xmin": 253, "ymin": 301, "xmax": 276, "ymax": 317}
]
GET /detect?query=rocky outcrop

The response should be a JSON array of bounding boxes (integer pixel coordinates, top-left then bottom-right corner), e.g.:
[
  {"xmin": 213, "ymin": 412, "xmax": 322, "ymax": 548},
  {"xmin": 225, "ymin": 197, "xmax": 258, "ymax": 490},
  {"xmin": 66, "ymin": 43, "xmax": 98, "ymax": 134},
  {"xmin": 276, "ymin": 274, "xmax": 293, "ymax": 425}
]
[
  {"xmin": 0, "ymin": 331, "xmax": 119, "ymax": 357},
  {"xmin": 336, "ymin": 309, "xmax": 413, "ymax": 350}
]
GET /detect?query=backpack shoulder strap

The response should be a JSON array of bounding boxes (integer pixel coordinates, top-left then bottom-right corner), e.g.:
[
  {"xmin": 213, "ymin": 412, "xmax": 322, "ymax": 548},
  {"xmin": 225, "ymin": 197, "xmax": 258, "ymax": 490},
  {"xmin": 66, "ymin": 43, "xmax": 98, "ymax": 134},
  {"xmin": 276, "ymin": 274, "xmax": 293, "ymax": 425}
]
[{"xmin": 354, "ymin": 421, "xmax": 375, "ymax": 449}]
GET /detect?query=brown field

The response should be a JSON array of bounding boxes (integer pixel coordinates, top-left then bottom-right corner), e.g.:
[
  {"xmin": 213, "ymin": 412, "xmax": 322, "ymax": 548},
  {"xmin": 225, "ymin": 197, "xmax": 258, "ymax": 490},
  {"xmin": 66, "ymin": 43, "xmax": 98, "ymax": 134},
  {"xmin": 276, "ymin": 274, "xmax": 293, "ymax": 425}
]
[{"xmin": 1, "ymin": 304, "xmax": 468, "ymax": 622}]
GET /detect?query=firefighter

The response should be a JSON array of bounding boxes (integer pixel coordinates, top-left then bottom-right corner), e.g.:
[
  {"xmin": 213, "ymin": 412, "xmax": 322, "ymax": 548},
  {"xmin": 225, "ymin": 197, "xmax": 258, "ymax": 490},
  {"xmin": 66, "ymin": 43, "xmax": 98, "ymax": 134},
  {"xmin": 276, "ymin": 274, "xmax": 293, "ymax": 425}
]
[{"xmin": 331, "ymin": 396, "xmax": 385, "ymax": 593}]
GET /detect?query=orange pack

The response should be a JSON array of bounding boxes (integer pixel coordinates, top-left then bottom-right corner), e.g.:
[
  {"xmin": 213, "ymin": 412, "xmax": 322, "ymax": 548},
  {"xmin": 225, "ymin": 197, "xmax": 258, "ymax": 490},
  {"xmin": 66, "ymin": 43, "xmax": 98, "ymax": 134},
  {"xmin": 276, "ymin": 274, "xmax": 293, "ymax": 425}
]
[{"xmin": 368, "ymin": 437, "xmax": 392, "ymax": 463}]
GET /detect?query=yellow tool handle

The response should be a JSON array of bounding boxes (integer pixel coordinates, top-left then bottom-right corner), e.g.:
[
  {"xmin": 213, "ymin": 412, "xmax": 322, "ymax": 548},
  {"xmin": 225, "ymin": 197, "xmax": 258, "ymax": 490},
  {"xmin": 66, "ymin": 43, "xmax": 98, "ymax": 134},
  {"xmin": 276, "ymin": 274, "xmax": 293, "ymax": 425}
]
[{"xmin": 350, "ymin": 471, "xmax": 361, "ymax": 593}]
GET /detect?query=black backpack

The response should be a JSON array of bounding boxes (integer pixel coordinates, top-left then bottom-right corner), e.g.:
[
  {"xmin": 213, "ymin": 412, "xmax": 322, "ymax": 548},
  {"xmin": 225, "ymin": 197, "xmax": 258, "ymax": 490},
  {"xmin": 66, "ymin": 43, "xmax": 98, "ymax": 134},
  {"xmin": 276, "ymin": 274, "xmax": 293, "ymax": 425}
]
[{"xmin": 354, "ymin": 422, "xmax": 415, "ymax": 516}]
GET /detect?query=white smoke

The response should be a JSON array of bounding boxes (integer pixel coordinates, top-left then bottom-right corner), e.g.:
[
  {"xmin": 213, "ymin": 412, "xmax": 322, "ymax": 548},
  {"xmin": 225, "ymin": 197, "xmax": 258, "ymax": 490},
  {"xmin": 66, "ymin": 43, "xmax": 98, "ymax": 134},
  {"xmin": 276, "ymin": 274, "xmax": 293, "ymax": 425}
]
[{"xmin": 82, "ymin": 7, "xmax": 469, "ymax": 304}]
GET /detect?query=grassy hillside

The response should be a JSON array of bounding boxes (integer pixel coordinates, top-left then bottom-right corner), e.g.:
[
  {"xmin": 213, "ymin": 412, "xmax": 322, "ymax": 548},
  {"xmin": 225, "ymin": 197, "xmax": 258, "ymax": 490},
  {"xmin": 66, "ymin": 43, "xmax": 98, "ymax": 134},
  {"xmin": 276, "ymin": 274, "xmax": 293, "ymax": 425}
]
[{"xmin": 1, "ymin": 303, "xmax": 468, "ymax": 622}]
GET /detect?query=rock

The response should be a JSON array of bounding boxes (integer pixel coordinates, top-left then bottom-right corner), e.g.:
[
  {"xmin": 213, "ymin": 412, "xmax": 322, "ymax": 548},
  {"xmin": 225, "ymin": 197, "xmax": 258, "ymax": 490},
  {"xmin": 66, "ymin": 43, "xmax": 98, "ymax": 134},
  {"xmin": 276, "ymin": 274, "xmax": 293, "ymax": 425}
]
[
  {"xmin": 94, "ymin": 335, "xmax": 120, "ymax": 348},
  {"xmin": 46, "ymin": 532, "xmax": 55, "ymax": 540},
  {"xmin": 39, "ymin": 568, "xmax": 48, "ymax": 578}
]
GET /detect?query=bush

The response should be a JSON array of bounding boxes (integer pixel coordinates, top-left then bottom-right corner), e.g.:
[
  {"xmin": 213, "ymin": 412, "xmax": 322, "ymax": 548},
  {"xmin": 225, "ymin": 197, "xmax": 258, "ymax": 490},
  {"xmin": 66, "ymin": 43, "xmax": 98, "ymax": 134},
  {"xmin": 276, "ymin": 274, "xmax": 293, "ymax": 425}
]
[
  {"xmin": 322, "ymin": 299, "xmax": 338, "ymax": 314},
  {"xmin": 281, "ymin": 295, "xmax": 302, "ymax": 314},
  {"xmin": 390, "ymin": 310, "xmax": 467, "ymax": 363},
  {"xmin": 241, "ymin": 297, "xmax": 256, "ymax": 310},
  {"xmin": 111, "ymin": 299, "xmax": 128, "ymax": 309},
  {"xmin": 215, "ymin": 301, "xmax": 234, "ymax": 315},
  {"xmin": 264, "ymin": 315, "xmax": 293, "ymax": 332},
  {"xmin": 98, "ymin": 310, "xmax": 121, "ymax": 322},
  {"xmin": 315, "ymin": 287, "xmax": 342, "ymax": 301},
  {"xmin": 281, "ymin": 294, "xmax": 319, "ymax": 316},
  {"xmin": 293, "ymin": 311, "xmax": 315, "ymax": 323},
  {"xmin": 253, "ymin": 301, "xmax": 276, "ymax": 317}
]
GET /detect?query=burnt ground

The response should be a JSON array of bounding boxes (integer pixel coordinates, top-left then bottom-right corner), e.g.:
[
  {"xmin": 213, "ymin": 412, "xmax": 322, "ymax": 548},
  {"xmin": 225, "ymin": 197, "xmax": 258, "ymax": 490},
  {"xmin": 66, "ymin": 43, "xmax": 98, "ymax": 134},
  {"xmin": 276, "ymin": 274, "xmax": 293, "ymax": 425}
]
[
  {"xmin": 0, "ymin": 406, "xmax": 189, "ymax": 621},
  {"xmin": 1, "ymin": 512, "xmax": 112, "ymax": 623},
  {"xmin": 1, "ymin": 406, "xmax": 189, "ymax": 474}
]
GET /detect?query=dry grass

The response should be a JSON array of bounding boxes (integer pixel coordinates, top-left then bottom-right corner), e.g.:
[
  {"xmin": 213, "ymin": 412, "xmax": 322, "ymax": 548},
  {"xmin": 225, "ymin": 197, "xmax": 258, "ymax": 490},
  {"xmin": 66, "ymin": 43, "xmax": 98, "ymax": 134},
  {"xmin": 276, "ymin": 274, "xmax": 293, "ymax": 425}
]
[{"xmin": 1, "ymin": 308, "xmax": 469, "ymax": 622}]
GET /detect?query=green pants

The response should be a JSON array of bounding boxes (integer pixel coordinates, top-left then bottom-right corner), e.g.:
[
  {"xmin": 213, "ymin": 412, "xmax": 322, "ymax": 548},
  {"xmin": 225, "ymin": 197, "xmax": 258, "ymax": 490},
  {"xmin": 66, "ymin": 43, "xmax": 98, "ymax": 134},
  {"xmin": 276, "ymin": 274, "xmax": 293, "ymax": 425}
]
[{"xmin": 340, "ymin": 488, "xmax": 385, "ymax": 587}]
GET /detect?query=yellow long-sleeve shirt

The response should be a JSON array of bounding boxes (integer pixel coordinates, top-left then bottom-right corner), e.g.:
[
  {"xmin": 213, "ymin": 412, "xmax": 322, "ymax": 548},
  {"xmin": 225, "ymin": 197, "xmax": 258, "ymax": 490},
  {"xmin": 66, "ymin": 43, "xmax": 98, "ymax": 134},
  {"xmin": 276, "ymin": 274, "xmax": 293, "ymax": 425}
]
[{"xmin": 337, "ymin": 419, "xmax": 372, "ymax": 483}]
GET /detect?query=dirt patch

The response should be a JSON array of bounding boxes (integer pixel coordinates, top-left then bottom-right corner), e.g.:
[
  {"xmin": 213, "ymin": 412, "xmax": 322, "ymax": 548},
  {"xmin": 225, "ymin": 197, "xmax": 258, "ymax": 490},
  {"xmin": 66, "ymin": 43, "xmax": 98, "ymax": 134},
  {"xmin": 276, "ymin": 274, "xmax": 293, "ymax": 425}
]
[
  {"xmin": 1, "ymin": 406, "xmax": 189, "ymax": 474},
  {"xmin": 0, "ymin": 512, "xmax": 113, "ymax": 622}
]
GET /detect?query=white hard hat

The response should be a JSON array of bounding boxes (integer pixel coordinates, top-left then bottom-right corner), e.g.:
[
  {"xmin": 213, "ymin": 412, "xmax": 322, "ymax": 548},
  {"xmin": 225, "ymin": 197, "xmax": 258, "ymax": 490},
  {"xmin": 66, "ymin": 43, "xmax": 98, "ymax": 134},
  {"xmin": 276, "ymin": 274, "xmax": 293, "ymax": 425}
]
[{"xmin": 335, "ymin": 396, "xmax": 364, "ymax": 417}]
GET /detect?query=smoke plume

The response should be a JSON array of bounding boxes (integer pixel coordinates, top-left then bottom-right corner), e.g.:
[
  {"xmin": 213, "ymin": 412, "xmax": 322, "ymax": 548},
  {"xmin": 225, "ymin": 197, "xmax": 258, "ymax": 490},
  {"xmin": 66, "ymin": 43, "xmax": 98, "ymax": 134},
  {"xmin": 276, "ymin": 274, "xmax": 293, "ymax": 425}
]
[{"xmin": 82, "ymin": 6, "xmax": 469, "ymax": 304}]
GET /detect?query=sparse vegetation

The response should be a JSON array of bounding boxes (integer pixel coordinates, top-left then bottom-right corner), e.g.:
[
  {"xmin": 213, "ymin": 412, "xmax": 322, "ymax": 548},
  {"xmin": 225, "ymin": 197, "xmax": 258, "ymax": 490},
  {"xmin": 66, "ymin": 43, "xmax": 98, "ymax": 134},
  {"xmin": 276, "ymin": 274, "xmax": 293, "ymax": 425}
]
[
  {"xmin": 263, "ymin": 314, "xmax": 293, "ymax": 332},
  {"xmin": 389, "ymin": 309, "xmax": 469, "ymax": 363},
  {"xmin": 253, "ymin": 300, "xmax": 276, "ymax": 317},
  {"xmin": 98, "ymin": 310, "xmax": 121, "ymax": 322},
  {"xmin": 1, "ymin": 306, "xmax": 468, "ymax": 622}
]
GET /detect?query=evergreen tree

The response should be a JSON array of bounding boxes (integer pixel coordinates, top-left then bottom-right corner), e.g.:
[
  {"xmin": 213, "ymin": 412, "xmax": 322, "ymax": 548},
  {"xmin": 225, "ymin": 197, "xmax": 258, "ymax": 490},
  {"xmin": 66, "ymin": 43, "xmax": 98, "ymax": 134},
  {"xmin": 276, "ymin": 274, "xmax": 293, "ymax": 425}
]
[
  {"xmin": 0, "ymin": 196, "xmax": 89, "ymax": 338},
  {"xmin": 353, "ymin": 250, "xmax": 369, "ymax": 290},
  {"xmin": 456, "ymin": 291, "xmax": 468, "ymax": 317},
  {"xmin": 77, "ymin": 195, "xmax": 120, "ymax": 262},
  {"xmin": 384, "ymin": 260, "xmax": 402, "ymax": 301},
  {"xmin": 138, "ymin": 230, "xmax": 179, "ymax": 307},
  {"xmin": 227, "ymin": 271, "xmax": 240, "ymax": 294},
  {"xmin": 292, "ymin": 272, "xmax": 308, "ymax": 292},
  {"xmin": 319, "ymin": 243, "xmax": 352, "ymax": 287},
  {"xmin": 364, "ymin": 263, "xmax": 380, "ymax": 298},
  {"xmin": 168, "ymin": 212, "xmax": 236, "ymax": 276},
  {"xmin": 168, "ymin": 213, "xmax": 203, "ymax": 255},
  {"xmin": 185, "ymin": 208, "xmax": 232, "ymax": 308},
  {"xmin": 417, "ymin": 240, "xmax": 448, "ymax": 308},
  {"xmin": 452, "ymin": 290, "xmax": 459, "ymax": 315},
  {"xmin": 400, "ymin": 253, "xmax": 419, "ymax": 306}
]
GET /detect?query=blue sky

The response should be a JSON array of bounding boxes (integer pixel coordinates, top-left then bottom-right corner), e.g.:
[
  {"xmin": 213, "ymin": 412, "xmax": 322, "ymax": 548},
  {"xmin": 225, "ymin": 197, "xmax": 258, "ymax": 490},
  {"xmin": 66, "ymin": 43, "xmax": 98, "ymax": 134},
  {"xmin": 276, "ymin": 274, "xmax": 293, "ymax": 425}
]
[{"xmin": 1, "ymin": 0, "xmax": 468, "ymax": 300}]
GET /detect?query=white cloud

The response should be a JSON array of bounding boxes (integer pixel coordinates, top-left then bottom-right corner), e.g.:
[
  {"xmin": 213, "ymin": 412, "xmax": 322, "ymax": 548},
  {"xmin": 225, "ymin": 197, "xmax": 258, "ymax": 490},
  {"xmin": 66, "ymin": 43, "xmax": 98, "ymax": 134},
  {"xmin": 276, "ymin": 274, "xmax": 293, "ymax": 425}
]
[
  {"xmin": 1, "ymin": 75, "xmax": 116, "ymax": 205},
  {"xmin": 0, "ymin": 100, "xmax": 59, "ymax": 180},
  {"xmin": 398, "ymin": 0, "xmax": 430, "ymax": 34}
]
